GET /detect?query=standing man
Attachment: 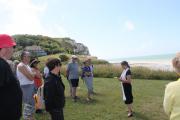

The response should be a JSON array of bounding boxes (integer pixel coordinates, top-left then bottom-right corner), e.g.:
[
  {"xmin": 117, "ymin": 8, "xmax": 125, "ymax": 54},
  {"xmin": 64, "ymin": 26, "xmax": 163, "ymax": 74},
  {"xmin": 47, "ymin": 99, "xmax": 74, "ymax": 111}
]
[
  {"xmin": 66, "ymin": 55, "xmax": 79, "ymax": 102},
  {"xmin": 17, "ymin": 51, "xmax": 35, "ymax": 120},
  {"xmin": 0, "ymin": 34, "xmax": 22, "ymax": 120}
]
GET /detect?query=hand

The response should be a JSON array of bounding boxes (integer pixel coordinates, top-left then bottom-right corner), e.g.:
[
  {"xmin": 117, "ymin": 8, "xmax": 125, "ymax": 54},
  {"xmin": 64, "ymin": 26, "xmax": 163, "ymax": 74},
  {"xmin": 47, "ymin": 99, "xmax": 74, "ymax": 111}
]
[{"xmin": 118, "ymin": 77, "xmax": 123, "ymax": 82}]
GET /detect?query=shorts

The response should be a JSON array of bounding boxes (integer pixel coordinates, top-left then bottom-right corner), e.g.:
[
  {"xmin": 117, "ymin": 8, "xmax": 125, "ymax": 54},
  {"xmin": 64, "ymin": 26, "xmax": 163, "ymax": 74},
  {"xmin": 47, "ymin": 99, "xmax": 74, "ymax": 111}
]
[{"xmin": 70, "ymin": 79, "xmax": 79, "ymax": 87}]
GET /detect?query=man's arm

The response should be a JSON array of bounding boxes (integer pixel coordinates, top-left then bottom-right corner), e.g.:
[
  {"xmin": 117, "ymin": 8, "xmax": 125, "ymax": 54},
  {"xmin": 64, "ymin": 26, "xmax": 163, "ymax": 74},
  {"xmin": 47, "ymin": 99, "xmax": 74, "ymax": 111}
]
[{"xmin": 18, "ymin": 65, "xmax": 34, "ymax": 81}]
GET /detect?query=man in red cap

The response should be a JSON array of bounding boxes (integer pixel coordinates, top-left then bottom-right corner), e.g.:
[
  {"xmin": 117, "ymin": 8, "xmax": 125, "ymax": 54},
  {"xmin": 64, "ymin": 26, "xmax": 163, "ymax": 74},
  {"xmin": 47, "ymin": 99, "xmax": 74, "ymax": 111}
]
[{"xmin": 0, "ymin": 34, "xmax": 22, "ymax": 120}]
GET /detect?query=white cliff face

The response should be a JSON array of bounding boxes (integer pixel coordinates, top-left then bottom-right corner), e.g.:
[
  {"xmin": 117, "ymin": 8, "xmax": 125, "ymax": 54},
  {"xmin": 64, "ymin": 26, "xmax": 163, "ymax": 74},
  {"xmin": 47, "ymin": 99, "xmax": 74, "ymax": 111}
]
[
  {"xmin": 65, "ymin": 39, "xmax": 90, "ymax": 55},
  {"xmin": 74, "ymin": 43, "xmax": 90, "ymax": 55}
]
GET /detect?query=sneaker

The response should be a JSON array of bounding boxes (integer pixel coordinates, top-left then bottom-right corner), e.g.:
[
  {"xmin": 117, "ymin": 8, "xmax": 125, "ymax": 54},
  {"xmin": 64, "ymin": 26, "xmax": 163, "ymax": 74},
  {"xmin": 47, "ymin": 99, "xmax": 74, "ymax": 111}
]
[
  {"xmin": 128, "ymin": 112, "xmax": 133, "ymax": 117},
  {"xmin": 86, "ymin": 98, "xmax": 90, "ymax": 102},
  {"xmin": 75, "ymin": 96, "xmax": 80, "ymax": 99},
  {"xmin": 35, "ymin": 109, "xmax": 43, "ymax": 114}
]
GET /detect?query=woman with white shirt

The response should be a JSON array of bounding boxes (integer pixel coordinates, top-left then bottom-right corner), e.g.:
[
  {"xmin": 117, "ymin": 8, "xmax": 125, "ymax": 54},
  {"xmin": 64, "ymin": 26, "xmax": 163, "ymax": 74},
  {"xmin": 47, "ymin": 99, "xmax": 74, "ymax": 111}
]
[
  {"xmin": 119, "ymin": 61, "xmax": 133, "ymax": 117},
  {"xmin": 17, "ymin": 51, "xmax": 35, "ymax": 120}
]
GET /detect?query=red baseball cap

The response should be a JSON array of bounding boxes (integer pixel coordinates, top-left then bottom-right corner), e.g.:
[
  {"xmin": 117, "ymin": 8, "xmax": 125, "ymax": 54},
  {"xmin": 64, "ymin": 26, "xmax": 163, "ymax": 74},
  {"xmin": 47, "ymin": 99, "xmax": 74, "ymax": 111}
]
[{"xmin": 0, "ymin": 34, "xmax": 16, "ymax": 48}]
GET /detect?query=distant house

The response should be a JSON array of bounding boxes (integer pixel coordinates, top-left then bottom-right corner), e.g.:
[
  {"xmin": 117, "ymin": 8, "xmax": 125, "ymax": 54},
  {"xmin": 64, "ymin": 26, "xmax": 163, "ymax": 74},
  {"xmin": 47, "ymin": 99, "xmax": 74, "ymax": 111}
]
[{"xmin": 25, "ymin": 45, "xmax": 47, "ymax": 57}]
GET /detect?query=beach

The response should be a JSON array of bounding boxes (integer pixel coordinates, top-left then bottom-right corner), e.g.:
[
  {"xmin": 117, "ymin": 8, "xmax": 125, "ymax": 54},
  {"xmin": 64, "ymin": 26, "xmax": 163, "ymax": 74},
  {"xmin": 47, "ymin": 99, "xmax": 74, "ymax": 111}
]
[
  {"xmin": 129, "ymin": 61, "xmax": 173, "ymax": 71},
  {"xmin": 112, "ymin": 60, "xmax": 174, "ymax": 71}
]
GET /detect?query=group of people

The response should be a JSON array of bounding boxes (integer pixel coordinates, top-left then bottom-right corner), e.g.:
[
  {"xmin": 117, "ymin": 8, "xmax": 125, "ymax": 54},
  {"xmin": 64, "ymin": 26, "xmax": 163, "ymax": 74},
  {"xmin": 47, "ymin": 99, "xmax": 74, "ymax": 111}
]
[
  {"xmin": 0, "ymin": 34, "xmax": 95, "ymax": 120},
  {"xmin": 66, "ymin": 55, "xmax": 94, "ymax": 102},
  {"xmin": 0, "ymin": 34, "xmax": 179, "ymax": 120}
]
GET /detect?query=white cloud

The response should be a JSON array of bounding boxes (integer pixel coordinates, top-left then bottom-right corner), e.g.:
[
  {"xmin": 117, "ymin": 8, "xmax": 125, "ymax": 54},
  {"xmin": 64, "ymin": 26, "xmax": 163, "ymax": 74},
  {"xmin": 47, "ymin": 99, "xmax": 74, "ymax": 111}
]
[
  {"xmin": 125, "ymin": 20, "xmax": 135, "ymax": 31},
  {"xmin": 0, "ymin": 0, "xmax": 68, "ymax": 37}
]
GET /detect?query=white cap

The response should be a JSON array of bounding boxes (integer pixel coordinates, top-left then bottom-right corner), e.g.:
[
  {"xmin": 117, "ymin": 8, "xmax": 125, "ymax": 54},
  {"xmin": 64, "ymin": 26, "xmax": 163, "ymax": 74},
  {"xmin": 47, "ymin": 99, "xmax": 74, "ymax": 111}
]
[{"xmin": 72, "ymin": 55, "xmax": 78, "ymax": 59}]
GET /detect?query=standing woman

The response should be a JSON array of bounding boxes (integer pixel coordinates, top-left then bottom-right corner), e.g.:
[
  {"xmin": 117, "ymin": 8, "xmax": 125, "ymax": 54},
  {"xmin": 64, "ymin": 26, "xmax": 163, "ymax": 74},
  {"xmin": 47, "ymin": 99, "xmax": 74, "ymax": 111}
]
[
  {"xmin": 87, "ymin": 57, "xmax": 95, "ymax": 94},
  {"xmin": 44, "ymin": 58, "xmax": 65, "ymax": 120},
  {"xmin": 30, "ymin": 58, "xmax": 43, "ymax": 91},
  {"xmin": 30, "ymin": 58, "xmax": 43, "ymax": 113},
  {"xmin": 81, "ymin": 60, "xmax": 93, "ymax": 101},
  {"xmin": 119, "ymin": 61, "xmax": 133, "ymax": 117}
]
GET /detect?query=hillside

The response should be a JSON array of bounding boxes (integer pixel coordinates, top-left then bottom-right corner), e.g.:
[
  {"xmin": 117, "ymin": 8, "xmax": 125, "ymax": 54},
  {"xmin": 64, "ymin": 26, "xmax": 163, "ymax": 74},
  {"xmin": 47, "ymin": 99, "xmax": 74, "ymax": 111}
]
[{"xmin": 13, "ymin": 34, "xmax": 90, "ymax": 56}]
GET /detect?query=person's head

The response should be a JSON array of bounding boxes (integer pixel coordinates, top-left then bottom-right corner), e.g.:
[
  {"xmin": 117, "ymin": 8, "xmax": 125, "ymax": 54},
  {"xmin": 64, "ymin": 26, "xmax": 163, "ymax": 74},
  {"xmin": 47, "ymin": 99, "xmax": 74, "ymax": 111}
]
[
  {"xmin": 0, "ymin": 34, "xmax": 16, "ymax": 60},
  {"xmin": 20, "ymin": 51, "xmax": 31, "ymax": 64},
  {"xmin": 86, "ymin": 57, "xmax": 92, "ymax": 64},
  {"xmin": 121, "ymin": 61, "xmax": 130, "ymax": 69},
  {"xmin": 71, "ymin": 55, "xmax": 78, "ymax": 63},
  {"xmin": 30, "ymin": 58, "xmax": 40, "ymax": 68},
  {"xmin": 83, "ymin": 60, "xmax": 89, "ymax": 66},
  {"xmin": 172, "ymin": 52, "xmax": 180, "ymax": 76},
  {"xmin": 46, "ymin": 58, "xmax": 62, "ymax": 75}
]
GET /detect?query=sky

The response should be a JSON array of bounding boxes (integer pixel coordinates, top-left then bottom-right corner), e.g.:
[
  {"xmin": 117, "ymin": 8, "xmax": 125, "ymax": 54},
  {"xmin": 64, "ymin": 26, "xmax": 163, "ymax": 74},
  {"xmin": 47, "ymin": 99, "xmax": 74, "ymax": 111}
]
[{"xmin": 0, "ymin": 0, "xmax": 179, "ymax": 59}]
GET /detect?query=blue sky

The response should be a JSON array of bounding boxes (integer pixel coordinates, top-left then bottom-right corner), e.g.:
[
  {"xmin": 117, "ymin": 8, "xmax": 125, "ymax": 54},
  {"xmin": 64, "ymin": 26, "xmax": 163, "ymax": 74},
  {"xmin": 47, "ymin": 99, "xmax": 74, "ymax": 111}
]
[{"xmin": 0, "ymin": 0, "xmax": 179, "ymax": 59}]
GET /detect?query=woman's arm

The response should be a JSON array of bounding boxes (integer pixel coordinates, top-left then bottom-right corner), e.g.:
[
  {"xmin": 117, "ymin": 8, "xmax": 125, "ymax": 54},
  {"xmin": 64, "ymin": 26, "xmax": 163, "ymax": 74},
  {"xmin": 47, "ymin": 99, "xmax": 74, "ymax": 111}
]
[
  {"xmin": 122, "ymin": 75, "xmax": 131, "ymax": 83},
  {"xmin": 33, "ymin": 69, "xmax": 42, "ymax": 79}
]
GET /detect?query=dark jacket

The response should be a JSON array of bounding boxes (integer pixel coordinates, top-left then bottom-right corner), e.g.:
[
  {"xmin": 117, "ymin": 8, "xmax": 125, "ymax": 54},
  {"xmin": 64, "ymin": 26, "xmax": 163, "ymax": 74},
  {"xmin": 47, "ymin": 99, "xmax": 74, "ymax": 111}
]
[
  {"xmin": 0, "ymin": 58, "xmax": 22, "ymax": 119},
  {"xmin": 44, "ymin": 72, "xmax": 65, "ymax": 112}
]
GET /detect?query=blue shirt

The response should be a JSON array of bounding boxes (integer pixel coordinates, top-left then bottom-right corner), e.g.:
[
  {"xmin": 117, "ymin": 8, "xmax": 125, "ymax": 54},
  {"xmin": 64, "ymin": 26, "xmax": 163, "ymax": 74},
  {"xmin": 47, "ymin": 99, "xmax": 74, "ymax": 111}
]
[
  {"xmin": 67, "ymin": 62, "xmax": 79, "ymax": 79},
  {"xmin": 82, "ymin": 66, "xmax": 93, "ymax": 78}
]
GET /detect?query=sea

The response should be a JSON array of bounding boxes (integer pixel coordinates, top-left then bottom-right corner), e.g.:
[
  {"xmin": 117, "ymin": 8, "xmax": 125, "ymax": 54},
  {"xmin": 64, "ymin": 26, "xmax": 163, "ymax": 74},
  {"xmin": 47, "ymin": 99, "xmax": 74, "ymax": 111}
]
[
  {"xmin": 108, "ymin": 53, "xmax": 175, "ymax": 64},
  {"xmin": 107, "ymin": 53, "xmax": 176, "ymax": 71}
]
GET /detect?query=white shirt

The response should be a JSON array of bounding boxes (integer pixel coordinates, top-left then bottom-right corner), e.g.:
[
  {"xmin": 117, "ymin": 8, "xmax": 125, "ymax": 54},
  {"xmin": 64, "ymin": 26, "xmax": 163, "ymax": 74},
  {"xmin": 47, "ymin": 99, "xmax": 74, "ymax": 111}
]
[
  {"xmin": 17, "ymin": 62, "xmax": 34, "ymax": 85},
  {"xmin": 43, "ymin": 66, "xmax": 49, "ymax": 78},
  {"xmin": 120, "ymin": 68, "xmax": 129, "ymax": 81}
]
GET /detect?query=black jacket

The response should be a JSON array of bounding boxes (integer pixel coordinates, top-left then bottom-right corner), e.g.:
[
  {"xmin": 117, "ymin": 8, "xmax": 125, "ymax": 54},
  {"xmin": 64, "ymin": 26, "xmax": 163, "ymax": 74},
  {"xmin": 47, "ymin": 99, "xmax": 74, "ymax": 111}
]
[
  {"xmin": 0, "ymin": 58, "xmax": 22, "ymax": 119},
  {"xmin": 44, "ymin": 72, "xmax": 65, "ymax": 112}
]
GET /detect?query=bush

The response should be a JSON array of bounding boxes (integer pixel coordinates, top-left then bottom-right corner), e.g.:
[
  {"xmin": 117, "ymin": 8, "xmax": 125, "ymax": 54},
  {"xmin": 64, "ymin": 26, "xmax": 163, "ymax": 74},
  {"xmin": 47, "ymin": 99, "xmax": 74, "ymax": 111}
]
[
  {"xmin": 92, "ymin": 65, "xmax": 178, "ymax": 80},
  {"xmin": 59, "ymin": 54, "xmax": 69, "ymax": 62}
]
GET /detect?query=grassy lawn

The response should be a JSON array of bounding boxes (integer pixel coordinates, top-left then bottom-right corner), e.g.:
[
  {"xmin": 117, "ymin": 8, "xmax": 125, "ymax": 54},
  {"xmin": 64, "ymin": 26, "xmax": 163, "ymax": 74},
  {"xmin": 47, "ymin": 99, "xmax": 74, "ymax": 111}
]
[{"xmin": 34, "ymin": 78, "xmax": 170, "ymax": 120}]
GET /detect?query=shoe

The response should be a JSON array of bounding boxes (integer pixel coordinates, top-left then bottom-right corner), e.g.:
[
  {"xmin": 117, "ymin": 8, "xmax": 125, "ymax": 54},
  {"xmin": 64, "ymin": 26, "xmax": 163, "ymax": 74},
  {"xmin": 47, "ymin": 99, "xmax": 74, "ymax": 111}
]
[
  {"xmin": 86, "ymin": 97, "xmax": 92, "ymax": 102},
  {"xmin": 35, "ymin": 109, "xmax": 43, "ymax": 114},
  {"xmin": 128, "ymin": 112, "xmax": 133, "ymax": 117},
  {"xmin": 75, "ymin": 96, "xmax": 80, "ymax": 99},
  {"xmin": 72, "ymin": 96, "xmax": 78, "ymax": 102},
  {"xmin": 86, "ymin": 98, "xmax": 90, "ymax": 102},
  {"xmin": 92, "ymin": 91, "xmax": 97, "ymax": 95}
]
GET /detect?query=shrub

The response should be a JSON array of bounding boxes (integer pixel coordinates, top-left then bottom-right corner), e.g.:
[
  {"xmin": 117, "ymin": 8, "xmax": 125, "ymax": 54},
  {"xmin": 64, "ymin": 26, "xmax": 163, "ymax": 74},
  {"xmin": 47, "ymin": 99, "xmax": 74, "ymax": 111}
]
[
  {"xmin": 93, "ymin": 65, "xmax": 178, "ymax": 80},
  {"xmin": 59, "ymin": 54, "xmax": 69, "ymax": 62}
]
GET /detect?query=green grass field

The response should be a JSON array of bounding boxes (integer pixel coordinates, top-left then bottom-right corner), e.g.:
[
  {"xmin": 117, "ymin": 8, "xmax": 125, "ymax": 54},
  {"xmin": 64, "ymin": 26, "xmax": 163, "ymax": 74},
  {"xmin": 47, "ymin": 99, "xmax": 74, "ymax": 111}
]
[{"xmin": 33, "ymin": 78, "xmax": 170, "ymax": 120}]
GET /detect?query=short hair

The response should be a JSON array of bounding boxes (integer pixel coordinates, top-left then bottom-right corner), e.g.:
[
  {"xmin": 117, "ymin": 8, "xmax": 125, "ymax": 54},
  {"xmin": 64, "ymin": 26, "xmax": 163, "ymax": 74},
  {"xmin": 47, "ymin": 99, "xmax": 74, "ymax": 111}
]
[
  {"xmin": 20, "ymin": 51, "xmax": 30, "ymax": 60},
  {"xmin": 172, "ymin": 52, "xmax": 180, "ymax": 74},
  {"xmin": 46, "ymin": 58, "xmax": 62, "ymax": 71}
]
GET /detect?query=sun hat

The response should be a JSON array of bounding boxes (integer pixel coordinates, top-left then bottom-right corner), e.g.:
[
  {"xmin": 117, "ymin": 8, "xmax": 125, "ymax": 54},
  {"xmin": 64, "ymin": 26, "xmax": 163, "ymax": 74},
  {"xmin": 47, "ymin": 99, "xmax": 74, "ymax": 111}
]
[
  {"xmin": 71, "ymin": 55, "xmax": 78, "ymax": 59},
  {"xmin": 0, "ymin": 34, "xmax": 16, "ymax": 48},
  {"xmin": 30, "ymin": 58, "xmax": 40, "ymax": 67}
]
